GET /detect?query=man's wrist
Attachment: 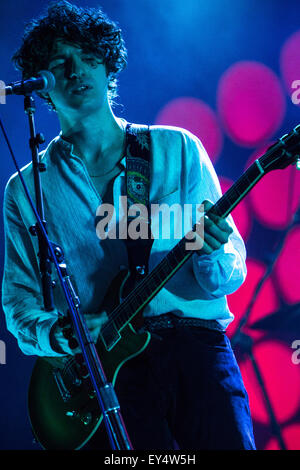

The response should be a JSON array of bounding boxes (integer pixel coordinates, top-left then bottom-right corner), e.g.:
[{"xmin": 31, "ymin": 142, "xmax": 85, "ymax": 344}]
[{"xmin": 49, "ymin": 321, "xmax": 68, "ymax": 354}]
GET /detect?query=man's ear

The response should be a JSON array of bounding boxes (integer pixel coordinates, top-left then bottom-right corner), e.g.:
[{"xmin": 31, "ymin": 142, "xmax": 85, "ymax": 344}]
[
  {"xmin": 37, "ymin": 91, "xmax": 46, "ymax": 99},
  {"xmin": 37, "ymin": 92, "xmax": 56, "ymax": 111}
]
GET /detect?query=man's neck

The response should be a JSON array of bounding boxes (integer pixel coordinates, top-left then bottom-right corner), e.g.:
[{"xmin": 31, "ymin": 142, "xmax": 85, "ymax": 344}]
[{"xmin": 59, "ymin": 106, "xmax": 125, "ymax": 166}]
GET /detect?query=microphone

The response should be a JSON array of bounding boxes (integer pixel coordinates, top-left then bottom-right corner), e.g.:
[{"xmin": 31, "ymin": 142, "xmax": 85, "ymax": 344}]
[{"xmin": 0, "ymin": 70, "xmax": 55, "ymax": 96}]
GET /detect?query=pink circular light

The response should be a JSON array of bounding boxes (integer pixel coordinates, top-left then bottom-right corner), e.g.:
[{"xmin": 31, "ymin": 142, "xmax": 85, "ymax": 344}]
[
  {"xmin": 155, "ymin": 97, "xmax": 223, "ymax": 163},
  {"xmin": 247, "ymin": 145, "xmax": 300, "ymax": 229},
  {"xmin": 280, "ymin": 30, "xmax": 300, "ymax": 102},
  {"xmin": 274, "ymin": 227, "xmax": 300, "ymax": 304},
  {"xmin": 227, "ymin": 258, "xmax": 279, "ymax": 339},
  {"xmin": 265, "ymin": 424, "xmax": 300, "ymax": 450},
  {"xmin": 239, "ymin": 341, "xmax": 300, "ymax": 425},
  {"xmin": 217, "ymin": 61, "xmax": 286, "ymax": 146},
  {"xmin": 220, "ymin": 176, "xmax": 252, "ymax": 241}
]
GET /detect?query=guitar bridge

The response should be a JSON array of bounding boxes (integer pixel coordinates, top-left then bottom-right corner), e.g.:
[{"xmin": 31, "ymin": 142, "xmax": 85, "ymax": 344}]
[{"xmin": 52, "ymin": 368, "xmax": 71, "ymax": 402}]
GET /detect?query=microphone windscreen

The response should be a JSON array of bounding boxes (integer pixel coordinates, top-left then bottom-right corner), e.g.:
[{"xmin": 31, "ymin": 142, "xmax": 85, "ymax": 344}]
[{"xmin": 38, "ymin": 70, "xmax": 56, "ymax": 93}]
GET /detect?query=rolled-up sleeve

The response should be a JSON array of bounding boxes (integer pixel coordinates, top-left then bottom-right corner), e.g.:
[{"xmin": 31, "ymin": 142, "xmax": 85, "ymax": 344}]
[
  {"xmin": 2, "ymin": 178, "xmax": 63, "ymax": 357},
  {"xmin": 183, "ymin": 132, "xmax": 247, "ymax": 298}
]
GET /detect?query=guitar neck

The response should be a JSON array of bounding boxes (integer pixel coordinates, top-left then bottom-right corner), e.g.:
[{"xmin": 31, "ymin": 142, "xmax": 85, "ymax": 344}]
[
  {"xmin": 209, "ymin": 159, "xmax": 265, "ymax": 218},
  {"xmin": 108, "ymin": 158, "xmax": 266, "ymax": 333}
]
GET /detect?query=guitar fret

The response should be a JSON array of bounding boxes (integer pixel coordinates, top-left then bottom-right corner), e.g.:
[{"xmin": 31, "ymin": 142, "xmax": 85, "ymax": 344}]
[
  {"xmin": 211, "ymin": 165, "xmax": 262, "ymax": 219},
  {"xmin": 112, "ymin": 314, "xmax": 123, "ymax": 330},
  {"xmin": 127, "ymin": 295, "xmax": 141, "ymax": 313},
  {"xmin": 110, "ymin": 240, "xmax": 193, "ymax": 329}
]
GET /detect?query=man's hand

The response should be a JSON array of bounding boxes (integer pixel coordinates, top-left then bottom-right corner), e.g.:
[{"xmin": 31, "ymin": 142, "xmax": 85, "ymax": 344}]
[
  {"xmin": 50, "ymin": 311, "xmax": 108, "ymax": 355},
  {"xmin": 186, "ymin": 200, "xmax": 233, "ymax": 255}
]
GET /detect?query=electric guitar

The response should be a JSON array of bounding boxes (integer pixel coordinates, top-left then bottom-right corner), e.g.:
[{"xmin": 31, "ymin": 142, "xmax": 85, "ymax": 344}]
[{"xmin": 28, "ymin": 125, "xmax": 300, "ymax": 449}]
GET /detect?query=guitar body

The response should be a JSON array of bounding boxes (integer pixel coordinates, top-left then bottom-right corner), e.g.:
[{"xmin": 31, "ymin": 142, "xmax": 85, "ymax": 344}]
[{"xmin": 28, "ymin": 269, "xmax": 151, "ymax": 450}]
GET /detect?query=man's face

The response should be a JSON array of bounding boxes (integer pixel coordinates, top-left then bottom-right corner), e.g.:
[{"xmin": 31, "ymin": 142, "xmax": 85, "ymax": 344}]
[{"xmin": 47, "ymin": 40, "xmax": 109, "ymax": 115}]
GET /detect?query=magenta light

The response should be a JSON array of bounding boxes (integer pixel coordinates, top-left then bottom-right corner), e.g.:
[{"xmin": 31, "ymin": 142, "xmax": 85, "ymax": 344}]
[
  {"xmin": 280, "ymin": 30, "xmax": 300, "ymax": 102},
  {"xmin": 155, "ymin": 97, "xmax": 223, "ymax": 163},
  {"xmin": 274, "ymin": 227, "xmax": 300, "ymax": 304},
  {"xmin": 240, "ymin": 340, "xmax": 300, "ymax": 426},
  {"xmin": 217, "ymin": 61, "xmax": 286, "ymax": 147},
  {"xmin": 247, "ymin": 145, "xmax": 300, "ymax": 230},
  {"xmin": 227, "ymin": 258, "xmax": 279, "ymax": 339},
  {"xmin": 265, "ymin": 424, "xmax": 300, "ymax": 450}
]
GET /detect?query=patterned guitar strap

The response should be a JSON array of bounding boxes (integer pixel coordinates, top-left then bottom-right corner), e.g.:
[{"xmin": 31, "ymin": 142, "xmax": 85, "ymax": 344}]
[{"xmin": 124, "ymin": 123, "xmax": 153, "ymax": 285}]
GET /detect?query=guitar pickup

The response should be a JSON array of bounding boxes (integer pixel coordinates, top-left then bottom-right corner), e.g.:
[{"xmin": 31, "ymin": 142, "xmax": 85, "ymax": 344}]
[{"xmin": 99, "ymin": 322, "xmax": 121, "ymax": 351}]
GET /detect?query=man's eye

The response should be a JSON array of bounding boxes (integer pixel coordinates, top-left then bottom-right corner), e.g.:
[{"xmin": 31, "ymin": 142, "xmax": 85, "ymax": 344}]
[
  {"xmin": 83, "ymin": 57, "xmax": 97, "ymax": 64},
  {"xmin": 49, "ymin": 62, "xmax": 64, "ymax": 70}
]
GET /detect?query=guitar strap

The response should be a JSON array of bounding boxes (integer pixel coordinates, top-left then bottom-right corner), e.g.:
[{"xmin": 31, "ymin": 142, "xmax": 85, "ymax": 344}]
[{"xmin": 124, "ymin": 123, "xmax": 153, "ymax": 282}]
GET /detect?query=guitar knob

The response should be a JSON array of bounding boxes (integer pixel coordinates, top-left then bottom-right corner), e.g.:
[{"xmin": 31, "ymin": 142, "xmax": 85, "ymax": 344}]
[
  {"xmin": 77, "ymin": 364, "xmax": 89, "ymax": 378},
  {"xmin": 87, "ymin": 387, "xmax": 96, "ymax": 399},
  {"xmin": 65, "ymin": 410, "xmax": 92, "ymax": 426},
  {"xmin": 136, "ymin": 265, "xmax": 145, "ymax": 276},
  {"xmin": 81, "ymin": 412, "xmax": 92, "ymax": 426}
]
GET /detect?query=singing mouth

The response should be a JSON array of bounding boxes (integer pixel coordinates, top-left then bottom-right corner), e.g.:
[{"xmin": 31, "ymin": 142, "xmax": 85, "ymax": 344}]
[{"xmin": 71, "ymin": 84, "xmax": 93, "ymax": 94}]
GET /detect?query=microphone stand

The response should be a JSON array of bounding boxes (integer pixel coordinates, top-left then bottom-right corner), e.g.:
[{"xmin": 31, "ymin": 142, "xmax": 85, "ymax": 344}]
[
  {"xmin": 24, "ymin": 95, "xmax": 55, "ymax": 313},
  {"xmin": 1, "ymin": 94, "xmax": 133, "ymax": 450}
]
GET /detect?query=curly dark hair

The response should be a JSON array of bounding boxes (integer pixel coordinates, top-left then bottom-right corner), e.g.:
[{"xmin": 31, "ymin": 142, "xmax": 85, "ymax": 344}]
[{"xmin": 11, "ymin": 1, "xmax": 127, "ymax": 111}]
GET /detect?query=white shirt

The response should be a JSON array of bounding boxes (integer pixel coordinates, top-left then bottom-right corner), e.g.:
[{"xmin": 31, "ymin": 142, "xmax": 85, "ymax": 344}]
[{"xmin": 2, "ymin": 122, "xmax": 246, "ymax": 357}]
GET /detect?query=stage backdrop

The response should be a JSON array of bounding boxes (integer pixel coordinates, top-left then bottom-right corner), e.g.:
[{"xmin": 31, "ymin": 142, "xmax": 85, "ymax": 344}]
[{"xmin": 0, "ymin": 0, "xmax": 299, "ymax": 450}]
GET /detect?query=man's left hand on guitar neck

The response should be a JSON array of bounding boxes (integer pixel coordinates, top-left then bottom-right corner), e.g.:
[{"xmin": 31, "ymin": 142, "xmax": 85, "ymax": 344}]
[{"xmin": 187, "ymin": 199, "xmax": 234, "ymax": 255}]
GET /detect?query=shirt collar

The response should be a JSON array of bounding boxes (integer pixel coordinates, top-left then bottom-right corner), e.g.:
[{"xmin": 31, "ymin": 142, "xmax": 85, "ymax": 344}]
[
  {"xmin": 57, "ymin": 131, "xmax": 74, "ymax": 154},
  {"xmin": 55, "ymin": 118, "xmax": 128, "ymax": 159}
]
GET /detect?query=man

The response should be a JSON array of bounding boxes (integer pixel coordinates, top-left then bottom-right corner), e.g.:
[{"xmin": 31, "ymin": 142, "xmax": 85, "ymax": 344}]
[{"xmin": 2, "ymin": 1, "xmax": 255, "ymax": 450}]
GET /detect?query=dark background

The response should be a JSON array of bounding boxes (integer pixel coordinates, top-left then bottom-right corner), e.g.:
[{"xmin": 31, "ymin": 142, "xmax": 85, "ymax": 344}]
[{"xmin": 0, "ymin": 0, "xmax": 299, "ymax": 450}]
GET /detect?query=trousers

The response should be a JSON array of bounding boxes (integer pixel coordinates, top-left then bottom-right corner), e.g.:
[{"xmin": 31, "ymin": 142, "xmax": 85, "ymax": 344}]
[{"xmin": 85, "ymin": 325, "xmax": 256, "ymax": 450}]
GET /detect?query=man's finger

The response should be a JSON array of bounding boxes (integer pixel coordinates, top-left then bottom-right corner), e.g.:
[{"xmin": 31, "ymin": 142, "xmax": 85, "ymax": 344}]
[
  {"xmin": 205, "ymin": 214, "xmax": 233, "ymax": 235},
  {"xmin": 203, "ymin": 232, "xmax": 222, "ymax": 251},
  {"xmin": 204, "ymin": 217, "xmax": 232, "ymax": 243}
]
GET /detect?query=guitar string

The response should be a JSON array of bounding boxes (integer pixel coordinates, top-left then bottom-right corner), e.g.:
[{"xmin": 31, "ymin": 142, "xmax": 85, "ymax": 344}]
[{"xmin": 101, "ymin": 248, "xmax": 188, "ymax": 334}]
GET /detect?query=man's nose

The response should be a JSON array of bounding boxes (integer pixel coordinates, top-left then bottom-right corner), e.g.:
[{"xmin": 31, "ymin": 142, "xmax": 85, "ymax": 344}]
[{"xmin": 65, "ymin": 57, "xmax": 85, "ymax": 80}]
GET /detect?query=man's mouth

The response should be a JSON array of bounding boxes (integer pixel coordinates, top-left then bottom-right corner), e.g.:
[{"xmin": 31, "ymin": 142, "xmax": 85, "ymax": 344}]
[{"xmin": 71, "ymin": 84, "xmax": 93, "ymax": 94}]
